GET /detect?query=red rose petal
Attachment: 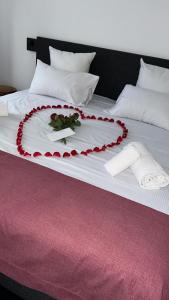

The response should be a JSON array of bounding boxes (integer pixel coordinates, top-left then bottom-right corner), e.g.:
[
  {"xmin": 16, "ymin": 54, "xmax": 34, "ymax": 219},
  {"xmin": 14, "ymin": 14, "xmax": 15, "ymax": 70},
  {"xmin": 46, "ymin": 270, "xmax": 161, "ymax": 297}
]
[
  {"xmin": 81, "ymin": 151, "xmax": 88, "ymax": 156},
  {"xmin": 93, "ymin": 147, "xmax": 100, "ymax": 152},
  {"xmin": 117, "ymin": 136, "xmax": 123, "ymax": 143},
  {"xmin": 18, "ymin": 146, "xmax": 25, "ymax": 155},
  {"xmin": 16, "ymin": 140, "xmax": 21, "ymax": 146},
  {"xmin": 17, "ymin": 132, "xmax": 22, "ymax": 137},
  {"xmin": 24, "ymin": 152, "xmax": 31, "ymax": 157},
  {"xmin": 41, "ymin": 106, "xmax": 46, "ymax": 110},
  {"xmin": 17, "ymin": 132, "xmax": 22, "ymax": 136},
  {"xmin": 53, "ymin": 152, "xmax": 61, "ymax": 157},
  {"xmin": 71, "ymin": 150, "xmax": 78, "ymax": 156},
  {"xmin": 20, "ymin": 150, "xmax": 25, "ymax": 155},
  {"xmin": 63, "ymin": 152, "xmax": 71, "ymax": 157},
  {"xmin": 86, "ymin": 149, "xmax": 93, "ymax": 154},
  {"xmin": 101, "ymin": 145, "xmax": 107, "ymax": 151},
  {"xmin": 33, "ymin": 152, "xmax": 42, "ymax": 157},
  {"xmin": 45, "ymin": 152, "xmax": 53, "ymax": 157},
  {"xmin": 111, "ymin": 142, "xmax": 116, "ymax": 147},
  {"xmin": 107, "ymin": 144, "xmax": 113, "ymax": 148},
  {"xmin": 17, "ymin": 145, "xmax": 22, "ymax": 151}
]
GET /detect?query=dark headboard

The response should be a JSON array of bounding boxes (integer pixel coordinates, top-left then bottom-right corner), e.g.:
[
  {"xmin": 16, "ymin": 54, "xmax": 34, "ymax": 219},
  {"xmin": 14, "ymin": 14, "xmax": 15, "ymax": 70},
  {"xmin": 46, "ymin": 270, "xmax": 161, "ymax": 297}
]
[{"xmin": 33, "ymin": 36, "xmax": 169, "ymax": 100}]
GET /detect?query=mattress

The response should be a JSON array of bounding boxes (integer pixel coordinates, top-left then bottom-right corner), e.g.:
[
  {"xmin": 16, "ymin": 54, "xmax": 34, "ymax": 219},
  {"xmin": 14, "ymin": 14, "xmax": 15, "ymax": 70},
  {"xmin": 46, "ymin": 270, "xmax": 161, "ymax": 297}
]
[{"xmin": 0, "ymin": 90, "xmax": 169, "ymax": 215}]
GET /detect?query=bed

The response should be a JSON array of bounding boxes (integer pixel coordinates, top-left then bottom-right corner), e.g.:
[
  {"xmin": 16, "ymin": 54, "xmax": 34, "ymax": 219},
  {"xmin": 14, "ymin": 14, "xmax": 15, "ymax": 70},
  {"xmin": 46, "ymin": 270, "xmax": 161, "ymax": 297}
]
[{"xmin": 0, "ymin": 36, "xmax": 169, "ymax": 300}]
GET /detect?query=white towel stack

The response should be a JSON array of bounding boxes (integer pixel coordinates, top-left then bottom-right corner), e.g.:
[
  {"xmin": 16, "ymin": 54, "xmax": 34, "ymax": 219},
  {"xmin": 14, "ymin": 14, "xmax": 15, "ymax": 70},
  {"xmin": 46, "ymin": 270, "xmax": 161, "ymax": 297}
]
[{"xmin": 105, "ymin": 142, "xmax": 169, "ymax": 190}]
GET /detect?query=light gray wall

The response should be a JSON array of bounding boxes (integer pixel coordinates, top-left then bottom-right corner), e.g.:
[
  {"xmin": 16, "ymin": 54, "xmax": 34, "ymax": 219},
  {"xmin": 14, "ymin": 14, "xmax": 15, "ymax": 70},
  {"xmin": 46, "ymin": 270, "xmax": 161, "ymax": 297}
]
[
  {"xmin": 0, "ymin": 0, "xmax": 14, "ymax": 84},
  {"xmin": 0, "ymin": 0, "xmax": 169, "ymax": 90}
]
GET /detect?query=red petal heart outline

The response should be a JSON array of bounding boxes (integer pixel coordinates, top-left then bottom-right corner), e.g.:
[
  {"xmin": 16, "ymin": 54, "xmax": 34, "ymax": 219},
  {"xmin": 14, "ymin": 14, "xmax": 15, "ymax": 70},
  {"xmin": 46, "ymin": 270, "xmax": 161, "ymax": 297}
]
[{"xmin": 16, "ymin": 104, "xmax": 128, "ymax": 158}]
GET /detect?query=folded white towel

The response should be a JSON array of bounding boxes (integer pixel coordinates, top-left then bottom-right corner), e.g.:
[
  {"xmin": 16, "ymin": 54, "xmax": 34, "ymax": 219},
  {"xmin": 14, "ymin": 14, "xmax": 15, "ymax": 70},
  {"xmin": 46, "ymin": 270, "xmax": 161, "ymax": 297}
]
[
  {"xmin": 105, "ymin": 141, "xmax": 169, "ymax": 190},
  {"xmin": 130, "ymin": 142, "xmax": 169, "ymax": 190},
  {"xmin": 0, "ymin": 103, "xmax": 8, "ymax": 116},
  {"xmin": 104, "ymin": 143, "xmax": 140, "ymax": 177}
]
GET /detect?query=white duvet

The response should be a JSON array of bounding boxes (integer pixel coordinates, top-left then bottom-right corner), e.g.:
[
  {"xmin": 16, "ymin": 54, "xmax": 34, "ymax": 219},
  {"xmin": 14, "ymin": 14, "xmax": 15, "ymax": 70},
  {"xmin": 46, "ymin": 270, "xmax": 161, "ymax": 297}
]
[{"xmin": 0, "ymin": 90, "xmax": 169, "ymax": 215}]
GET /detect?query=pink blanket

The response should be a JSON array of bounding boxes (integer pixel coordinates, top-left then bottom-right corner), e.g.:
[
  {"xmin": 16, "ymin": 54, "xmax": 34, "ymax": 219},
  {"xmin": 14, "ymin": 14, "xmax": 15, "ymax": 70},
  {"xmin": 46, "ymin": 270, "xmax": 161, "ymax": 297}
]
[{"xmin": 0, "ymin": 150, "xmax": 169, "ymax": 300}]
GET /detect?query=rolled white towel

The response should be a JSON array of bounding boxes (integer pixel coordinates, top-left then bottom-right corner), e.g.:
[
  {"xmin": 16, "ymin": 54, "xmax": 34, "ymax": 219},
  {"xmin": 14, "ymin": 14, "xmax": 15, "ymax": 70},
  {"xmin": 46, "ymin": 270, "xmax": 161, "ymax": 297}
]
[
  {"xmin": 130, "ymin": 142, "xmax": 169, "ymax": 190},
  {"xmin": 104, "ymin": 143, "xmax": 140, "ymax": 177}
]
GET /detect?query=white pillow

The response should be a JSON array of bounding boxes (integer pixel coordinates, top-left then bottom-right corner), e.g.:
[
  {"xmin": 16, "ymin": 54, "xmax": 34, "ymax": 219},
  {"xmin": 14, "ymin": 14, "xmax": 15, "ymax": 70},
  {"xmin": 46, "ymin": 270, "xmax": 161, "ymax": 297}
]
[
  {"xmin": 29, "ymin": 60, "xmax": 99, "ymax": 106},
  {"xmin": 137, "ymin": 58, "xmax": 169, "ymax": 94},
  {"xmin": 49, "ymin": 46, "xmax": 96, "ymax": 73},
  {"xmin": 108, "ymin": 84, "xmax": 169, "ymax": 131}
]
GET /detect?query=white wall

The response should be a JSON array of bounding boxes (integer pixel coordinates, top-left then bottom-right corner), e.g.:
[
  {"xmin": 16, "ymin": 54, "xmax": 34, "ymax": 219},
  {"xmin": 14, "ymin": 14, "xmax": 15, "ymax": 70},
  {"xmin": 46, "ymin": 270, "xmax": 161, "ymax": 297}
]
[
  {"xmin": 1, "ymin": 0, "xmax": 169, "ymax": 90},
  {"xmin": 0, "ymin": 0, "xmax": 13, "ymax": 83}
]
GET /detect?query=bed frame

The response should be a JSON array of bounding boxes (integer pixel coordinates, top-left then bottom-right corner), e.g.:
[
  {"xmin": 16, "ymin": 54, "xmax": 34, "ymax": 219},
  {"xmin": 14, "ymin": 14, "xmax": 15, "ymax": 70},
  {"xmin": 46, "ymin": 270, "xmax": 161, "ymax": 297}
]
[
  {"xmin": 1, "ymin": 36, "xmax": 169, "ymax": 300},
  {"xmin": 35, "ymin": 36, "xmax": 169, "ymax": 100}
]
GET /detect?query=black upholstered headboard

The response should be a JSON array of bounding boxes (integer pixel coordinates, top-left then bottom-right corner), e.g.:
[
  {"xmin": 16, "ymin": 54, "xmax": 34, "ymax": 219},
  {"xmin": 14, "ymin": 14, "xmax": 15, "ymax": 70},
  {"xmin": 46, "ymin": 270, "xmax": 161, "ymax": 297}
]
[{"xmin": 34, "ymin": 36, "xmax": 169, "ymax": 100}]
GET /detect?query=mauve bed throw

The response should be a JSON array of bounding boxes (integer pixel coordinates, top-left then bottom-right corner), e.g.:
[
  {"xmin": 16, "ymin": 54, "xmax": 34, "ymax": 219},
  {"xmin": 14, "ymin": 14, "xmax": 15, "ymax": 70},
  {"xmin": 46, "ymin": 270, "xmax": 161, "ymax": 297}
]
[{"xmin": 0, "ymin": 151, "xmax": 169, "ymax": 300}]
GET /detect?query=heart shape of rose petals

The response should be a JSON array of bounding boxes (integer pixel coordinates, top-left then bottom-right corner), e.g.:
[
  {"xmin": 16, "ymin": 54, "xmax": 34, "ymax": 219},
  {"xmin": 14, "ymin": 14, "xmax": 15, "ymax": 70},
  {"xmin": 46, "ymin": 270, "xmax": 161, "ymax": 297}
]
[{"xmin": 16, "ymin": 104, "xmax": 128, "ymax": 158}]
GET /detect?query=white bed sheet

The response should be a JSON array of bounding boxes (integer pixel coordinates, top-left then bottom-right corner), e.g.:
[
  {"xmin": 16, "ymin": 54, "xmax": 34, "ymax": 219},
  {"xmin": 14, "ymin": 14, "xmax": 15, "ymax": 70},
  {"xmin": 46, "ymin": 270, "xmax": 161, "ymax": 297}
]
[{"xmin": 0, "ymin": 90, "xmax": 169, "ymax": 215}]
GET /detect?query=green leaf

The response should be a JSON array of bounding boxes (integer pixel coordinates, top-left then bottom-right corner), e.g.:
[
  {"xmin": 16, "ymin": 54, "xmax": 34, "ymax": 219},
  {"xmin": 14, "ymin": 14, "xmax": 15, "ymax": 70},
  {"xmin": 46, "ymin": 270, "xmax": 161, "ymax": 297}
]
[
  {"xmin": 75, "ymin": 120, "xmax": 81, "ymax": 126},
  {"xmin": 61, "ymin": 138, "xmax": 67, "ymax": 144}
]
